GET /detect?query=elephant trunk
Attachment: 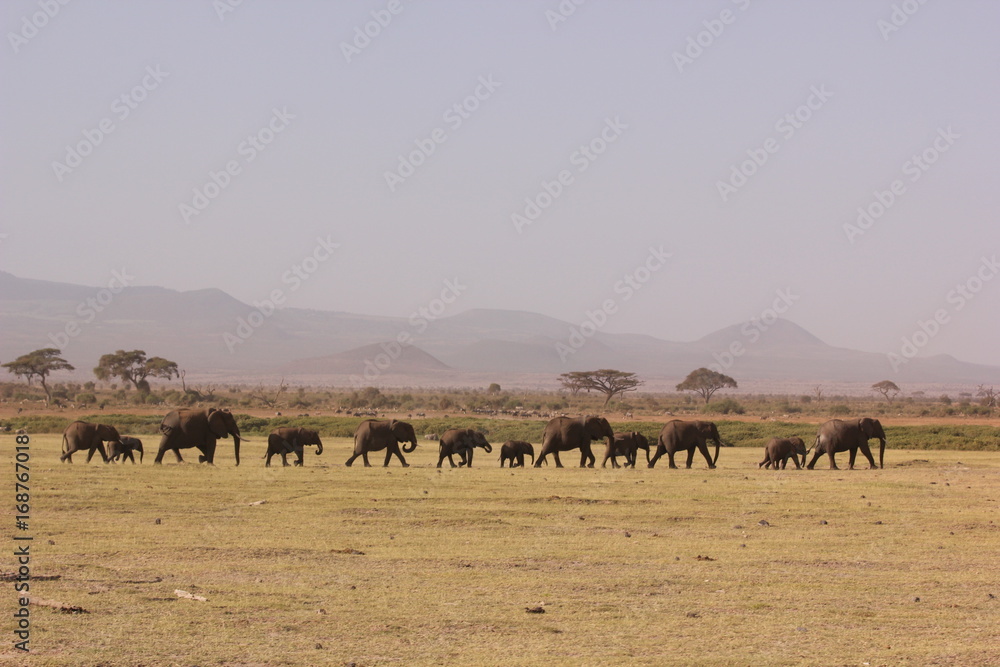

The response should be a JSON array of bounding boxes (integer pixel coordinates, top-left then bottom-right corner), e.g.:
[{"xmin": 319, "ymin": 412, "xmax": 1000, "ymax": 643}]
[
  {"xmin": 403, "ymin": 439, "xmax": 417, "ymax": 453},
  {"xmin": 231, "ymin": 429, "xmax": 241, "ymax": 466},
  {"xmin": 529, "ymin": 451, "xmax": 535, "ymax": 466},
  {"xmin": 482, "ymin": 443, "xmax": 492, "ymax": 454},
  {"xmin": 878, "ymin": 438, "xmax": 885, "ymax": 469},
  {"xmin": 712, "ymin": 440, "xmax": 720, "ymax": 465},
  {"xmin": 137, "ymin": 443, "xmax": 144, "ymax": 463},
  {"xmin": 315, "ymin": 439, "xmax": 324, "ymax": 456}
]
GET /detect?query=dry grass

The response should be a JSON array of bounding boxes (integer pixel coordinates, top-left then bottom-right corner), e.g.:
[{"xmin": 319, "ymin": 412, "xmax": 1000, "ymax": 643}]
[{"xmin": 5, "ymin": 435, "xmax": 999, "ymax": 666}]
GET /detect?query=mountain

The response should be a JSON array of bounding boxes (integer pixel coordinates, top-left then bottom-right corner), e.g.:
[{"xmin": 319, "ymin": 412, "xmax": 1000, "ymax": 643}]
[{"xmin": 1, "ymin": 271, "xmax": 998, "ymax": 391}]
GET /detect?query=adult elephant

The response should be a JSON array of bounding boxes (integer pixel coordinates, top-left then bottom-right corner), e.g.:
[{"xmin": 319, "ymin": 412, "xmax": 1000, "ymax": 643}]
[
  {"xmin": 807, "ymin": 418, "xmax": 886, "ymax": 470},
  {"xmin": 759, "ymin": 437, "xmax": 807, "ymax": 470},
  {"xmin": 153, "ymin": 408, "xmax": 242, "ymax": 466},
  {"xmin": 108, "ymin": 436, "xmax": 144, "ymax": 464},
  {"xmin": 266, "ymin": 427, "xmax": 323, "ymax": 467},
  {"xmin": 347, "ymin": 419, "xmax": 417, "ymax": 467},
  {"xmin": 499, "ymin": 441, "xmax": 534, "ymax": 468},
  {"xmin": 649, "ymin": 420, "xmax": 721, "ymax": 469},
  {"xmin": 61, "ymin": 421, "xmax": 122, "ymax": 463},
  {"xmin": 603, "ymin": 432, "xmax": 650, "ymax": 468},
  {"xmin": 534, "ymin": 415, "xmax": 614, "ymax": 468},
  {"xmin": 437, "ymin": 428, "xmax": 492, "ymax": 468}
]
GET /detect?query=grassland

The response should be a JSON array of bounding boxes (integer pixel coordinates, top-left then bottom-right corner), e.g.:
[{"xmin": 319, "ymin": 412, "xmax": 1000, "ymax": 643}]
[{"xmin": 5, "ymin": 435, "xmax": 1000, "ymax": 666}]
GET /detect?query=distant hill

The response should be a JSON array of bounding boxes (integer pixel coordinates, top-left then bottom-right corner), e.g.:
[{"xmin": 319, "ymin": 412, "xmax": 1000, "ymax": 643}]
[
  {"xmin": 278, "ymin": 342, "xmax": 450, "ymax": 376},
  {"xmin": 1, "ymin": 271, "xmax": 998, "ymax": 391}
]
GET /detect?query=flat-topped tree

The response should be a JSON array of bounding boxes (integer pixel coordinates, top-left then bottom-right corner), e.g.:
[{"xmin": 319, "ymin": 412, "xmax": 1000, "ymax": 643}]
[
  {"xmin": 559, "ymin": 369, "xmax": 643, "ymax": 406},
  {"xmin": 676, "ymin": 367, "xmax": 737, "ymax": 404},
  {"xmin": 2, "ymin": 348, "xmax": 74, "ymax": 404},
  {"xmin": 871, "ymin": 380, "xmax": 900, "ymax": 404},
  {"xmin": 94, "ymin": 350, "xmax": 178, "ymax": 392}
]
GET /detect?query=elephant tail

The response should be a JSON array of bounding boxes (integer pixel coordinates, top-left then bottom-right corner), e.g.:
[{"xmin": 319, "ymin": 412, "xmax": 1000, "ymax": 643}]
[{"xmin": 61, "ymin": 432, "xmax": 69, "ymax": 454}]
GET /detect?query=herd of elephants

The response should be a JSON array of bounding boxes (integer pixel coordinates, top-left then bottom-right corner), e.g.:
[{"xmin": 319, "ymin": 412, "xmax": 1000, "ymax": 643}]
[{"xmin": 58, "ymin": 408, "xmax": 889, "ymax": 471}]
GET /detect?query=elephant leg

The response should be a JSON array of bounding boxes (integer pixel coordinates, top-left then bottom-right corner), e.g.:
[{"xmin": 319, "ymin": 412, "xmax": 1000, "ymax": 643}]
[
  {"xmin": 806, "ymin": 449, "xmax": 822, "ymax": 470},
  {"xmin": 552, "ymin": 451, "xmax": 563, "ymax": 468},
  {"xmin": 281, "ymin": 451, "xmax": 290, "ymax": 467},
  {"xmin": 648, "ymin": 446, "xmax": 664, "ymax": 468},
  {"xmin": 697, "ymin": 443, "xmax": 714, "ymax": 469},
  {"xmin": 516, "ymin": 454, "xmax": 524, "ymax": 467},
  {"xmin": 858, "ymin": 443, "xmax": 876, "ymax": 469},
  {"xmin": 345, "ymin": 450, "xmax": 359, "ymax": 466},
  {"xmin": 533, "ymin": 452, "xmax": 547, "ymax": 468},
  {"xmin": 361, "ymin": 451, "xmax": 372, "ymax": 467},
  {"xmin": 827, "ymin": 451, "xmax": 839, "ymax": 470},
  {"xmin": 791, "ymin": 456, "xmax": 801, "ymax": 470}
]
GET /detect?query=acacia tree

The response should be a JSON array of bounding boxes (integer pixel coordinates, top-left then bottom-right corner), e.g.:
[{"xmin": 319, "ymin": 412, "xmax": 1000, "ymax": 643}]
[
  {"xmin": 94, "ymin": 350, "xmax": 178, "ymax": 392},
  {"xmin": 871, "ymin": 380, "xmax": 900, "ymax": 404},
  {"xmin": 1, "ymin": 348, "xmax": 75, "ymax": 403},
  {"xmin": 559, "ymin": 369, "xmax": 643, "ymax": 406},
  {"xmin": 977, "ymin": 384, "xmax": 997, "ymax": 409},
  {"xmin": 676, "ymin": 367, "xmax": 737, "ymax": 404}
]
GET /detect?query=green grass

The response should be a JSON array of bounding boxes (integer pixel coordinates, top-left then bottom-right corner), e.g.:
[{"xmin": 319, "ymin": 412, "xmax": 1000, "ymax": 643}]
[
  {"xmin": 8, "ymin": 415, "xmax": 1000, "ymax": 451},
  {"xmin": 6, "ymin": 435, "xmax": 1000, "ymax": 666}
]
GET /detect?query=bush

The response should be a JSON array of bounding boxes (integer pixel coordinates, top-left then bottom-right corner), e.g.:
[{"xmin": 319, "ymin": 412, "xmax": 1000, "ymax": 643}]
[
  {"xmin": 705, "ymin": 398, "xmax": 745, "ymax": 415},
  {"xmin": 75, "ymin": 393, "xmax": 97, "ymax": 405},
  {"xmin": 828, "ymin": 404, "xmax": 851, "ymax": 416}
]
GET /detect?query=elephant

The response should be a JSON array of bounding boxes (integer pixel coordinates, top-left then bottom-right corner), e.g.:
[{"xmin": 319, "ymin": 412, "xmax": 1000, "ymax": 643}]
[
  {"xmin": 534, "ymin": 415, "xmax": 614, "ymax": 468},
  {"xmin": 60, "ymin": 421, "xmax": 121, "ymax": 463},
  {"xmin": 499, "ymin": 441, "xmax": 534, "ymax": 468},
  {"xmin": 759, "ymin": 437, "xmax": 807, "ymax": 470},
  {"xmin": 108, "ymin": 436, "xmax": 144, "ymax": 464},
  {"xmin": 265, "ymin": 427, "xmax": 324, "ymax": 467},
  {"xmin": 153, "ymin": 408, "xmax": 243, "ymax": 466},
  {"xmin": 346, "ymin": 419, "xmax": 417, "ymax": 467},
  {"xmin": 603, "ymin": 432, "xmax": 651, "ymax": 468},
  {"xmin": 437, "ymin": 428, "xmax": 492, "ymax": 468},
  {"xmin": 649, "ymin": 420, "xmax": 721, "ymax": 469},
  {"xmin": 807, "ymin": 418, "xmax": 886, "ymax": 470}
]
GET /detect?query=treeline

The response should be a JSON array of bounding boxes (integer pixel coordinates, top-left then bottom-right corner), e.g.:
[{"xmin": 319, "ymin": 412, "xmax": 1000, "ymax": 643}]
[{"xmin": 5, "ymin": 414, "xmax": 998, "ymax": 451}]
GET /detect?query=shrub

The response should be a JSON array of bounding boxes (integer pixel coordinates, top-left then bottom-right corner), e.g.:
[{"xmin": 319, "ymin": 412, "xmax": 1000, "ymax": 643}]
[
  {"xmin": 75, "ymin": 392, "xmax": 97, "ymax": 405},
  {"xmin": 705, "ymin": 398, "xmax": 745, "ymax": 415},
  {"xmin": 828, "ymin": 404, "xmax": 851, "ymax": 416}
]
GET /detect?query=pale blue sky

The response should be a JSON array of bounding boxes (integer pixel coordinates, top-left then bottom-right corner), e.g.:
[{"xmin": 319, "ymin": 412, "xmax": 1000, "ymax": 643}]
[{"xmin": 2, "ymin": 1, "xmax": 998, "ymax": 367}]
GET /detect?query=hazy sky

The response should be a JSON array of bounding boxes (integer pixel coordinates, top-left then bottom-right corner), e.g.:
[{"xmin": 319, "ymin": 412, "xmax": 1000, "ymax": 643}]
[{"xmin": 2, "ymin": 1, "xmax": 998, "ymax": 367}]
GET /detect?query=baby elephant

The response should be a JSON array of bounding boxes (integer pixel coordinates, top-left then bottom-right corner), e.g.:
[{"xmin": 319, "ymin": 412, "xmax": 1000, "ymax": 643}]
[
  {"xmin": 108, "ymin": 436, "xmax": 144, "ymax": 464},
  {"xmin": 266, "ymin": 427, "xmax": 324, "ymax": 467},
  {"xmin": 499, "ymin": 441, "xmax": 535, "ymax": 468},
  {"xmin": 759, "ymin": 437, "xmax": 808, "ymax": 470}
]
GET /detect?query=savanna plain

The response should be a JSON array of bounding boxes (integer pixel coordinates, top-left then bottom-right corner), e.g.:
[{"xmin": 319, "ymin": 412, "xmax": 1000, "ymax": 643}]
[{"xmin": 5, "ymin": 433, "xmax": 1000, "ymax": 666}]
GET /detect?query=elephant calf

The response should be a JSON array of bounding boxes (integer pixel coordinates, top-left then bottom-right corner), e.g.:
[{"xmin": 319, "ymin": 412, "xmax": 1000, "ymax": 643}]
[
  {"xmin": 604, "ymin": 432, "xmax": 650, "ymax": 468},
  {"xmin": 108, "ymin": 436, "xmax": 144, "ymax": 464},
  {"xmin": 499, "ymin": 441, "xmax": 534, "ymax": 468},
  {"xmin": 759, "ymin": 437, "xmax": 807, "ymax": 470},
  {"xmin": 437, "ymin": 429, "xmax": 492, "ymax": 468},
  {"xmin": 265, "ymin": 427, "xmax": 323, "ymax": 467}
]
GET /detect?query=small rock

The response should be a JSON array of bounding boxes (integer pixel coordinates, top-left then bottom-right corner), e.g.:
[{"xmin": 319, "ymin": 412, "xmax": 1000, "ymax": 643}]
[
  {"xmin": 758, "ymin": 520, "xmax": 770, "ymax": 527},
  {"xmin": 154, "ymin": 518, "xmax": 161, "ymax": 525},
  {"xmin": 525, "ymin": 606, "xmax": 545, "ymax": 614},
  {"xmin": 914, "ymin": 597, "xmax": 920, "ymax": 602},
  {"xmin": 874, "ymin": 521, "xmax": 883, "ymax": 525},
  {"xmin": 422, "ymin": 490, "xmax": 428, "ymax": 494},
  {"xmin": 796, "ymin": 626, "xmax": 807, "ymax": 632},
  {"xmin": 315, "ymin": 643, "xmax": 323, "ymax": 649},
  {"xmin": 988, "ymin": 593, "xmax": 996, "ymax": 599},
  {"xmin": 819, "ymin": 520, "xmax": 828, "ymax": 525},
  {"xmin": 48, "ymin": 539, "xmax": 55, "ymax": 545},
  {"xmin": 317, "ymin": 609, "xmax": 327, "ymax": 615},
  {"xmin": 624, "ymin": 532, "xmax": 631, "ymax": 538},
  {"xmin": 686, "ymin": 611, "xmax": 700, "ymax": 618},
  {"xmin": 740, "ymin": 544, "xmax": 746, "ymax": 547},
  {"xmin": 733, "ymin": 525, "xmax": 743, "ymax": 530},
  {"xmin": 675, "ymin": 556, "xmax": 680, "ymax": 561}
]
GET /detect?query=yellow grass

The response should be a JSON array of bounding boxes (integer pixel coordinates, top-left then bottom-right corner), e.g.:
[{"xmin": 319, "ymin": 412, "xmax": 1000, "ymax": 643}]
[{"xmin": 5, "ymin": 435, "xmax": 1000, "ymax": 666}]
